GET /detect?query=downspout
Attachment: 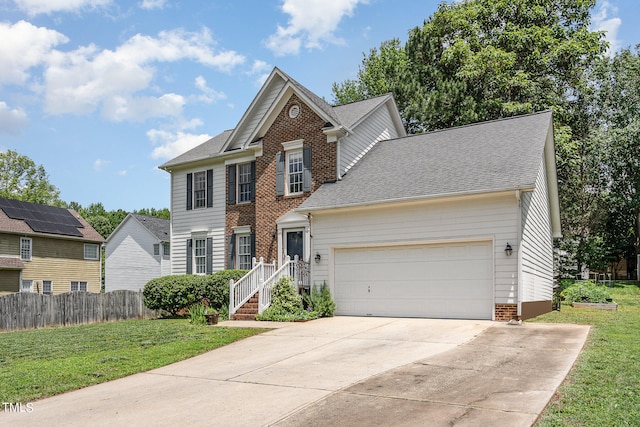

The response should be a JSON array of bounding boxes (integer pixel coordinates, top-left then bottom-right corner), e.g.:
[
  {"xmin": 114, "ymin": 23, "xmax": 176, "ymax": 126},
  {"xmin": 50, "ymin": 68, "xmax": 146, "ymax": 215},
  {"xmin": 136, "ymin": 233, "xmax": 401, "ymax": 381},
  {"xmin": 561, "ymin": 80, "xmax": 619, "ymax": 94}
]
[{"xmin": 515, "ymin": 189, "xmax": 523, "ymax": 318}]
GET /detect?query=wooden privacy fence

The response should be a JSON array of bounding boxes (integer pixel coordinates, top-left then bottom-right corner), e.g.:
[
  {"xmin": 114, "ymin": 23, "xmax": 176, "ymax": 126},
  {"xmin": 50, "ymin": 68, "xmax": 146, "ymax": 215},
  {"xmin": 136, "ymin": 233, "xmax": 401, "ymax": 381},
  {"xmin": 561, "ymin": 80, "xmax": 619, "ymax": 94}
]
[{"xmin": 0, "ymin": 290, "xmax": 157, "ymax": 331}]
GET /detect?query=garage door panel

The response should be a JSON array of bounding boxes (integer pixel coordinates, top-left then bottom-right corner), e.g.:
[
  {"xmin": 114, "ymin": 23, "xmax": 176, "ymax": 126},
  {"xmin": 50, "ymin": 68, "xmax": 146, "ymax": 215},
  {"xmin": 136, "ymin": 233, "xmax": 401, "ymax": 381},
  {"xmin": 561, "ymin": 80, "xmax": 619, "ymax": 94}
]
[{"xmin": 334, "ymin": 241, "xmax": 493, "ymax": 319}]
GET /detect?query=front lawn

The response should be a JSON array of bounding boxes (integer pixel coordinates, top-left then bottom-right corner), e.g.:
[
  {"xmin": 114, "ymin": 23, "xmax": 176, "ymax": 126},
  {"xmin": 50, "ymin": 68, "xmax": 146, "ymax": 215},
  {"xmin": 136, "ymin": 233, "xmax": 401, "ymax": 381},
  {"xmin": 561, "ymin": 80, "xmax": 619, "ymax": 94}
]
[
  {"xmin": 0, "ymin": 319, "xmax": 264, "ymax": 403},
  {"xmin": 531, "ymin": 282, "xmax": 640, "ymax": 426}
]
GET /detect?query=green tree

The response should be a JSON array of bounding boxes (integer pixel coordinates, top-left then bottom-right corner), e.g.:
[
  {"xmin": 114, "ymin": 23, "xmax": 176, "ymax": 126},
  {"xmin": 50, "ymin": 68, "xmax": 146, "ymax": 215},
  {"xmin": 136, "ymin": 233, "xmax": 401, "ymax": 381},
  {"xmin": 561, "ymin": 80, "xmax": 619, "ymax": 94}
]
[{"xmin": 0, "ymin": 150, "xmax": 60, "ymax": 204}]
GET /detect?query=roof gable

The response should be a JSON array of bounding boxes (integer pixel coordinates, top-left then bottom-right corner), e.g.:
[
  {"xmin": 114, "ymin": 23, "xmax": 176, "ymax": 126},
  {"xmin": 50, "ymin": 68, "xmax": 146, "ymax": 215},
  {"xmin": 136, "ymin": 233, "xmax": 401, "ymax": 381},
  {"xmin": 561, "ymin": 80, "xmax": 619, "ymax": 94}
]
[
  {"xmin": 299, "ymin": 111, "xmax": 555, "ymax": 211},
  {"xmin": 107, "ymin": 213, "xmax": 170, "ymax": 243}
]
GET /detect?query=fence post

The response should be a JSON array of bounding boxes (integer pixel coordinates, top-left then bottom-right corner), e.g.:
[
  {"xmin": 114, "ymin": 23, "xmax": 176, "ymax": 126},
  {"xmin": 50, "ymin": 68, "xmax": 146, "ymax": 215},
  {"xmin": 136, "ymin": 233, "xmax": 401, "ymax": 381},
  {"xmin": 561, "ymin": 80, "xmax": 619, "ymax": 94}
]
[{"xmin": 229, "ymin": 279, "xmax": 235, "ymax": 316}]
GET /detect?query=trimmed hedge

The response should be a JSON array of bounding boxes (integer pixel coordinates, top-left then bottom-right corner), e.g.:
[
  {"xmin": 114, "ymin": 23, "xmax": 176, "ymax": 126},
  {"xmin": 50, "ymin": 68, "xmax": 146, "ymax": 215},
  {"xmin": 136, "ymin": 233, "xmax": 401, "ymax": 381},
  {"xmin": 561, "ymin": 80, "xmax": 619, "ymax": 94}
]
[{"xmin": 143, "ymin": 270, "xmax": 247, "ymax": 315}]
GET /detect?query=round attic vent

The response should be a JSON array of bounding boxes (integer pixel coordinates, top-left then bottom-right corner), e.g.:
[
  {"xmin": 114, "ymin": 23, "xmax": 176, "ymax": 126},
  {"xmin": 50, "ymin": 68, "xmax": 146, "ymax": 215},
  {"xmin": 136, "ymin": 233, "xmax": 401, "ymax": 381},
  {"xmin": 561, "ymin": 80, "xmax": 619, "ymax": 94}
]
[{"xmin": 288, "ymin": 105, "xmax": 300, "ymax": 119}]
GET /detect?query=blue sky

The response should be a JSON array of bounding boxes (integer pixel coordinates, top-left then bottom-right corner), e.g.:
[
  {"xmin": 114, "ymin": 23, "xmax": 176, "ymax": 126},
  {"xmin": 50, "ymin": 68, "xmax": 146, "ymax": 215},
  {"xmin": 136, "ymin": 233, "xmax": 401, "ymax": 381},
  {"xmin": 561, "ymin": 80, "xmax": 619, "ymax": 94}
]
[{"xmin": 0, "ymin": 0, "xmax": 636, "ymax": 212}]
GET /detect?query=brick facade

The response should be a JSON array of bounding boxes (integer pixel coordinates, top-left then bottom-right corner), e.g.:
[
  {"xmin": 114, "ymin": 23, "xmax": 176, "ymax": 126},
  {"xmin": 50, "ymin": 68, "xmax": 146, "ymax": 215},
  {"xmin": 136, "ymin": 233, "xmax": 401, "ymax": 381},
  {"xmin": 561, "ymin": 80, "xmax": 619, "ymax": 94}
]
[
  {"xmin": 494, "ymin": 304, "xmax": 518, "ymax": 321},
  {"xmin": 226, "ymin": 94, "xmax": 337, "ymax": 267}
]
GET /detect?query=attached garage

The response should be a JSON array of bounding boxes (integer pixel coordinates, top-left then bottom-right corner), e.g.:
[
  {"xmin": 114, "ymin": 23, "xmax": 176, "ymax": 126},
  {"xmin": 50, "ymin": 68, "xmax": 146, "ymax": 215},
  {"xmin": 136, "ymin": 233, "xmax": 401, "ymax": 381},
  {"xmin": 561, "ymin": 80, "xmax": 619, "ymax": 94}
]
[{"xmin": 333, "ymin": 241, "xmax": 494, "ymax": 319}]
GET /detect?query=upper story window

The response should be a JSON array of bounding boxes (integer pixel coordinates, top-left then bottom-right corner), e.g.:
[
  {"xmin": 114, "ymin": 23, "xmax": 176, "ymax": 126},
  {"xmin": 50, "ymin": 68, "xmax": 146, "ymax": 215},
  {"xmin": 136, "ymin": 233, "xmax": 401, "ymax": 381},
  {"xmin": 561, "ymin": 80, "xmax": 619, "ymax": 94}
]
[
  {"xmin": 227, "ymin": 162, "xmax": 255, "ymax": 205},
  {"xmin": 163, "ymin": 243, "xmax": 170, "ymax": 257},
  {"xmin": 84, "ymin": 244, "xmax": 99, "ymax": 260},
  {"xmin": 287, "ymin": 150, "xmax": 304, "ymax": 195},
  {"xmin": 238, "ymin": 163, "xmax": 253, "ymax": 203},
  {"xmin": 154, "ymin": 243, "xmax": 160, "ymax": 256},
  {"xmin": 194, "ymin": 171, "xmax": 207, "ymax": 208},
  {"xmin": 20, "ymin": 237, "xmax": 32, "ymax": 261},
  {"xmin": 276, "ymin": 143, "xmax": 311, "ymax": 197},
  {"xmin": 186, "ymin": 169, "xmax": 213, "ymax": 210}
]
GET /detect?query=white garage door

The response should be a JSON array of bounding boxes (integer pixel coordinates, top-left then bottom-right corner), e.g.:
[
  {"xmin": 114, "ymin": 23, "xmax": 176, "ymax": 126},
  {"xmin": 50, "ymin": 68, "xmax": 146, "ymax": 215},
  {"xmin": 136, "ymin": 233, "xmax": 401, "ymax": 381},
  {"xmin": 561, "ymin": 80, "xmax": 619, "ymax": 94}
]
[{"xmin": 334, "ymin": 241, "xmax": 493, "ymax": 319}]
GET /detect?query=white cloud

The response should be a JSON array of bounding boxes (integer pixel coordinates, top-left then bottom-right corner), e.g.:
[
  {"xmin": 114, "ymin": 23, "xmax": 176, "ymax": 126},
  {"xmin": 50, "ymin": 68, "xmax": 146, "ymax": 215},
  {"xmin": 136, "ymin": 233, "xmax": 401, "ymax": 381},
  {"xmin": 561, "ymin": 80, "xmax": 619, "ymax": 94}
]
[
  {"xmin": 93, "ymin": 158, "xmax": 110, "ymax": 171},
  {"xmin": 0, "ymin": 21, "xmax": 68, "ymax": 86},
  {"xmin": 265, "ymin": 0, "xmax": 368, "ymax": 56},
  {"xmin": 42, "ymin": 28, "xmax": 244, "ymax": 119},
  {"xmin": 592, "ymin": 0, "xmax": 622, "ymax": 54},
  {"xmin": 148, "ymin": 129, "xmax": 212, "ymax": 160},
  {"xmin": 248, "ymin": 60, "xmax": 272, "ymax": 86},
  {"xmin": 12, "ymin": 0, "xmax": 112, "ymax": 16},
  {"xmin": 0, "ymin": 102, "xmax": 29, "ymax": 135},
  {"xmin": 193, "ymin": 75, "xmax": 226, "ymax": 104},
  {"xmin": 139, "ymin": 0, "xmax": 166, "ymax": 10}
]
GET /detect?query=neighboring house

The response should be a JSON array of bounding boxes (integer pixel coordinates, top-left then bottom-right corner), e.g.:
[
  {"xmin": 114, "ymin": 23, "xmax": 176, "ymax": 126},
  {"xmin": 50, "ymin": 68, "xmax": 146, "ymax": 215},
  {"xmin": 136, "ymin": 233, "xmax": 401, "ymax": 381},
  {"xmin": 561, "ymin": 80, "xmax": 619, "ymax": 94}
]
[
  {"xmin": 159, "ymin": 67, "xmax": 406, "ymax": 275},
  {"xmin": 298, "ymin": 111, "xmax": 561, "ymax": 321},
  {"xmin": 0, "ymin": 197, "xmax": 105, "ymax": 295},
  {"xmin": 105, "ymin": 213, "xmax": 170, "ymax": 292}
]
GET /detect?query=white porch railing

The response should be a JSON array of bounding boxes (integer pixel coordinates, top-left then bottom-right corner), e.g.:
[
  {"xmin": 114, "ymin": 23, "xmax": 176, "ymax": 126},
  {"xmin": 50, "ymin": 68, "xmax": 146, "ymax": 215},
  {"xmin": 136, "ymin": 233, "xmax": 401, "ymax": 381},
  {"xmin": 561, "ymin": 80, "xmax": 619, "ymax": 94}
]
[
  {"xmin": 258, "ymin": 256, "xmax": 295, "ymax": 314},
  {"xmin": 229, "ymin": 257, "xmax": 275, "ymax": 317},
  {"xmin": 229, "ymin": 255, "xmax": 310, "ymax": 316}
]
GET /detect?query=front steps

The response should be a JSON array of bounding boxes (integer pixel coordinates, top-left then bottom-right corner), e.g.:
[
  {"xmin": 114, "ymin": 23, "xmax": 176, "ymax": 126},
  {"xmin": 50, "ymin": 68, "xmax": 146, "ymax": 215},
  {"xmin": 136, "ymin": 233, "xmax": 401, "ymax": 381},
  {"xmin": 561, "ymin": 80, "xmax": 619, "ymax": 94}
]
[{"xmin": 231, "ymin": 294, "xmax": 259, "ymax": 320}]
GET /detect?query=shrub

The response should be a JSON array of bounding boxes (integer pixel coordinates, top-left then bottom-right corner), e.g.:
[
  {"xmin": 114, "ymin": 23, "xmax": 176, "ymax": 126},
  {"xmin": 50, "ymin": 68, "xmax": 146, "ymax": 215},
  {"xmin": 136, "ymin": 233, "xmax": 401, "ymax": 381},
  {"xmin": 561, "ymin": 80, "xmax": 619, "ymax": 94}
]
[
  {"xmin": 561, "ymin": 281, "xmax": 613, "ymax": 304},
  {"xmin": 256, "ymin": 277, "xmax": 318, "ymax": 322},
  {"xmin": 304, "ymin": 282, "xmax": 336, "ymax": 317},
  {"xmin": 143, "ymin": 270, "xmax": 248, "ymax": 315}
]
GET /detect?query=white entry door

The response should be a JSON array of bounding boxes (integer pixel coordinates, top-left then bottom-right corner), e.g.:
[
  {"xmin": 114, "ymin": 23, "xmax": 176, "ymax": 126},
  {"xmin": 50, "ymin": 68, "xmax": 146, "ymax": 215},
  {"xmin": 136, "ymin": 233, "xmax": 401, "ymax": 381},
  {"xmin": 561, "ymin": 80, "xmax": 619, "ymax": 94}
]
[{"xmin": 333, "ymin": 241, "xmax": 493, "ymax": 319}]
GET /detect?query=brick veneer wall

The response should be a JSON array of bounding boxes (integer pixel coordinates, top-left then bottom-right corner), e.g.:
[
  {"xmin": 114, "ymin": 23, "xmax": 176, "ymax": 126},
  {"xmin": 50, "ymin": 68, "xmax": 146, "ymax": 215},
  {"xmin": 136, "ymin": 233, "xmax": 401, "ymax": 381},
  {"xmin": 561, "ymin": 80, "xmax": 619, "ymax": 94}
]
[
  {"xmin": 494, "ymin": 304, "xmax": 518, "ymax": 321},
  {"xmin": 226, "ymin": 94, "xmax": 337, "ymax": 266}
]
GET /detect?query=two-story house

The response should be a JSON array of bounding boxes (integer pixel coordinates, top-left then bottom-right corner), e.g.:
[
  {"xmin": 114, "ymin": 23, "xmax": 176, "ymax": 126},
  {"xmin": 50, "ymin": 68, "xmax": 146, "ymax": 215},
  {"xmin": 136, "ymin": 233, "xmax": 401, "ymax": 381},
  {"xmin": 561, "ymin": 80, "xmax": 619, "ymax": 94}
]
[
  {"xmin": 0, "ymin": 197, "xmax": 105, "ymax": 295},
  {"xmin": 105, "ymin": 213, "xmax": 170, "ymax": 291},
  {"xmin": 160, "ymin": 67, "xmax": 405, "ymax": 275}
]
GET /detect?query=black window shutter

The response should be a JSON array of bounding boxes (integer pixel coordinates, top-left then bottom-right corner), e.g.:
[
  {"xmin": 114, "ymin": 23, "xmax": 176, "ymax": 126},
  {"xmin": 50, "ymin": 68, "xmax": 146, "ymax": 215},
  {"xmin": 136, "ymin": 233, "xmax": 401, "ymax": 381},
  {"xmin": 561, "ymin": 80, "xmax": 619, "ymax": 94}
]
[
  {"xmin": 186, "ymin": 173, "xmax": 193, "ymax": 210},
  {"xmin": 186, "ymin": 239, "xmax": 193, "ymax": 274},
  {"xmin": 250, "ymin": 161, "xmax": 256, "ymax": 202},
  {"xmin": 206, "ymin": 237, "xmax": 213, "ymax": 274},
  {"xmin": 250, "ymin": 232, "xmax": 256, "ymax": 260},
  {"xmin": 303, "ymin": 146, "xmax": 312, "ymax": 192},
  {"xmin": 275, "ymin": 152, "xmax": 285, "ymax": 196},
  {"xmin": 206, "ymin": 169, "xmax": 213, "ymax": 208},
  {"xmin": 227, "ymin": 233, "xmax": 235, "ymax": 269},
  {"xmin": 227, "ymin": 165, "xmax": 236, "ymax": 205}
]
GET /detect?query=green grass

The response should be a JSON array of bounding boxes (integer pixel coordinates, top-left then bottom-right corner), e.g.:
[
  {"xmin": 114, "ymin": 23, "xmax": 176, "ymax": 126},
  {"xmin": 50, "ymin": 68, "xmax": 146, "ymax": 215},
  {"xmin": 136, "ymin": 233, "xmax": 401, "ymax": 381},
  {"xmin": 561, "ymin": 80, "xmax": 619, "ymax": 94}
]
[
  {"xmin": 0, "ymin": 319, "xmax": 265, "ymax": 402},
  {"xmin": 530, "ymin": 282, "xmax": 640, "ymax": 426}
]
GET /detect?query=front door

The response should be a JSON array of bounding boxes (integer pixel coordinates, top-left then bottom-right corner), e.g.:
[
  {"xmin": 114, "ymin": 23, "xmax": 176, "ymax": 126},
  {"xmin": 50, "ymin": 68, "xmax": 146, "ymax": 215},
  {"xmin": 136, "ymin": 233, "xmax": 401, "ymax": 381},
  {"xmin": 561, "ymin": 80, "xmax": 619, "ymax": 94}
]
[{"xmin": 285, "ymin": 229, "xmax": 304, "ymax": 261}]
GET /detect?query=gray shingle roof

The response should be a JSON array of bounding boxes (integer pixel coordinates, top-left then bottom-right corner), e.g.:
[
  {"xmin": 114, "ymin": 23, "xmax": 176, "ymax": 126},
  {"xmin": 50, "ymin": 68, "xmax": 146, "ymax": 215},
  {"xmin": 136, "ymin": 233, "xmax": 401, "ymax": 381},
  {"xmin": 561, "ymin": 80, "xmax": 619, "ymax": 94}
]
[
  {"xmin": 131, "ymin": 214, "xmax": 170, "ymax": 242},
  {"xmin": 333, "ymin": 94, "xmax": 392, "ymax": 129},
  {"xmin": 159, "ymin": 129, "xmax": 232, "ymax": 169},
  {"xmin": 299, "ymin": 111, "xmax": 553, "ymax": 210}
]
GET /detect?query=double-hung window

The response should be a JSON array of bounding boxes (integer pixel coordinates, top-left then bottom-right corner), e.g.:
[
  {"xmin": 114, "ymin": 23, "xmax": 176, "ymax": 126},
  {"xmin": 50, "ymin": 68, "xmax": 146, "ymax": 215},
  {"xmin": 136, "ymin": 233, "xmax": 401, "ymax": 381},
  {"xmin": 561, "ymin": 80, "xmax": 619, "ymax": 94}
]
[
  {"xmin": 287, "ymin": 150, "xmax": 304, "ymax": 195},
  {"xmin": 194, "ymin": 171, "xmax": 207, "ymax": 208},
  {"xmin": 70, "ymin": 281, "xmax": 87, "ymax": 292},
  {"xmin": 20, "ymin": 280, "xmax": 33, "ymax": 293},
  {"xmin": 194, "ymin": 238, "xmax": 206, "ymax": 274},
  {"xmin": 186, "ymin": 169, "xmax": 213, "ymax": 210},
  {"xmin": 163, "ymin": 243, "xmax": 170, "ymax": 257},
  {"xmin": 84, "ymin": 244, "xmax": 99, "ymax": 260},
  {"xmin": 43, "ymin": 280, "xmax": 53, "ymax": 295},
  {"xmin": 237, "ymin": 234, "xmax": 252, "ymax": 270},
  {"xmin": 237, "ymin": 163, "xmax": 252, "ymax": 203},
  {"xmin": 20, "ymin": 237, "xmax": 32, "ymax": 261}
]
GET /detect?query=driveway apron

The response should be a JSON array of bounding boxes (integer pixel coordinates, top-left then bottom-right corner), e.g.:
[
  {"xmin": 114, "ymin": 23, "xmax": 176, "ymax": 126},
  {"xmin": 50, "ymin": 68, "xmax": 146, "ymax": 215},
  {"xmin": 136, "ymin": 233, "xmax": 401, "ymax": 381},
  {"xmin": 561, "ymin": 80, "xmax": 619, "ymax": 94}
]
[{"xmin": 0, "ymin": 317, "xmax": 588, "ymax": 427}]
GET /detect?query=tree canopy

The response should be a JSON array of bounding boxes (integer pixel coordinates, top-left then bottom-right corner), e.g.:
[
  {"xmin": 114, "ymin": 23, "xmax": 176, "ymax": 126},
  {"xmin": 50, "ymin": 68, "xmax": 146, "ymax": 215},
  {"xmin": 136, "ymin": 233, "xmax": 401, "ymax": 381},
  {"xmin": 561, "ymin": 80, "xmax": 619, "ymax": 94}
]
[{"xmin": 0, "ymin": 150, "xmax": 61, "ymax": 205}]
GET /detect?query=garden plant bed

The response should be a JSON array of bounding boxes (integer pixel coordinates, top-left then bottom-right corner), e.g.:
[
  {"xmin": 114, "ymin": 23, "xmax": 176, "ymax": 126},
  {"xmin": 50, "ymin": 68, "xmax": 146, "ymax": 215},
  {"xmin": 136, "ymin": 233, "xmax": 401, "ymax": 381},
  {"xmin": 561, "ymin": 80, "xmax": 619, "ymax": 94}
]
[{"xmin": 572, "ymin": 302, "xmax": 618, "ymax": 310}]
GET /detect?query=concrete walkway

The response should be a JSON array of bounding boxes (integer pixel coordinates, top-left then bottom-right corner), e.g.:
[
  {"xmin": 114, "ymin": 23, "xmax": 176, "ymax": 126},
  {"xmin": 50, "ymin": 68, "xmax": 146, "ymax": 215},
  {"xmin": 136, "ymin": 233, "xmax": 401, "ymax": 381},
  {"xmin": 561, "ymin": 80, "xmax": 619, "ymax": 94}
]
[{"xmin": 1, "ymin": 317, "xmax": 589, "ymax": 426}]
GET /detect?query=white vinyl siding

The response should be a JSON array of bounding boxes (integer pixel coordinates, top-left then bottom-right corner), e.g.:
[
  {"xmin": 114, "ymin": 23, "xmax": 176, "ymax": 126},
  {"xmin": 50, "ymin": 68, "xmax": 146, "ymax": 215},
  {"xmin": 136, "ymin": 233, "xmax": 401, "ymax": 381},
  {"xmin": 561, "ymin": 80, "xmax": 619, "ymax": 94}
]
[
  {"xmin": 520, "ymin": 157, "xmax": 554, "ymax": 302},
  {"xmin": 340, "ymin": 105, "xmax": 400, "ymax": 175},
  {"xmin": 105, "ymin": 216, "xmax": 169, "ymax": 292},
  {"xmin": 170, "ymin": 165, "xmax": 226, "ymax": 275},
  {"xmin": 310, "ymin": 194, "xmax": 520, "ymax": 309}
]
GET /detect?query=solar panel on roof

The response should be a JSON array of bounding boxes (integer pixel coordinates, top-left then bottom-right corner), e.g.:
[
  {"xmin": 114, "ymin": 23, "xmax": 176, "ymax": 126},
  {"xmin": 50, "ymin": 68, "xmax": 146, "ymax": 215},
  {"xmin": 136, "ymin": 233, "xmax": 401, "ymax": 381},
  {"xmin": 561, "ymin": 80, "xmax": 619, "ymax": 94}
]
[{"xmin": 0, "ymin": 198, "xmax": 84, "ymax": 236}]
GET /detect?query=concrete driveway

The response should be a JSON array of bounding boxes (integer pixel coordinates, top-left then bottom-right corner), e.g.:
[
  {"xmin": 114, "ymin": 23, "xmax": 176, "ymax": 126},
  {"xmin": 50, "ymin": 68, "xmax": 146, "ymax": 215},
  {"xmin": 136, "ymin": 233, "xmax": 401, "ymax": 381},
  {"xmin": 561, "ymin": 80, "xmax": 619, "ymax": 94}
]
[{"xmin": 1, "ymin": 317, "xmax": 589, "ymax": 426}]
